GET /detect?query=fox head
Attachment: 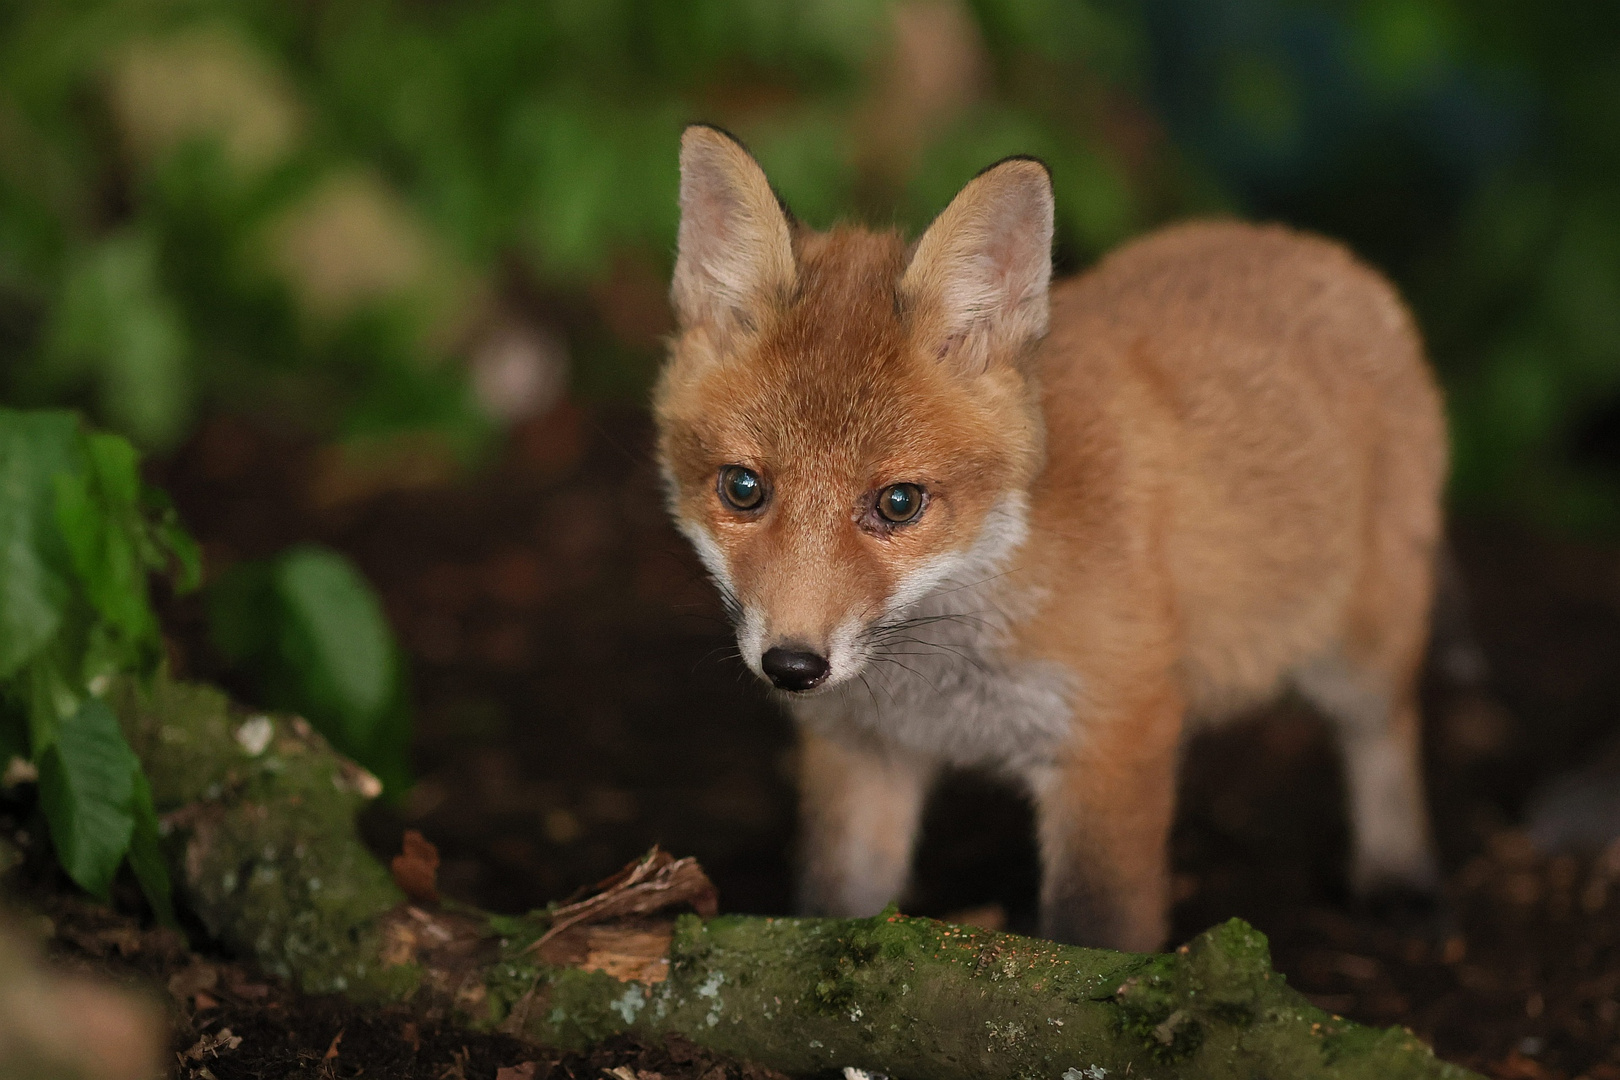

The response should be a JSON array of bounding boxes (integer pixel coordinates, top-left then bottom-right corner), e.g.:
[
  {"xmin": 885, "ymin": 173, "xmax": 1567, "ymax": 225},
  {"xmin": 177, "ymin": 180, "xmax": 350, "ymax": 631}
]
[{"xmin": 654, "ymin": 125, "xmax": 1052, "ymax": 694}]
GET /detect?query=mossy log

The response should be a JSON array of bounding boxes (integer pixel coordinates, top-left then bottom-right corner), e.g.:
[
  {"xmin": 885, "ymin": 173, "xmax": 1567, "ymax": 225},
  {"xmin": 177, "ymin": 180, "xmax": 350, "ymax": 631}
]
[{"xmin": 114, "ymin": 676, "xmax": 1479, "ymax": 1080}]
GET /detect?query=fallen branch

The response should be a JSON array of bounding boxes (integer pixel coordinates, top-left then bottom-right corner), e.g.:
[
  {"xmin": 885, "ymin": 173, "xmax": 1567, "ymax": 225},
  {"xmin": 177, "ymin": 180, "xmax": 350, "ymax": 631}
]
[{"xmin": 115, "ymin": 676, "xmax": 1479, "ymax": 1080}]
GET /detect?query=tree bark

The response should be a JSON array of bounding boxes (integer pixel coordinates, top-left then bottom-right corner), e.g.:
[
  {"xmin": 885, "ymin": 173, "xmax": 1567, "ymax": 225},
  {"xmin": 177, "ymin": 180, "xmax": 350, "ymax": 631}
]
[{"xmin": 115, "ymin": 676, "xmax": 1480, "ymax": 1080}]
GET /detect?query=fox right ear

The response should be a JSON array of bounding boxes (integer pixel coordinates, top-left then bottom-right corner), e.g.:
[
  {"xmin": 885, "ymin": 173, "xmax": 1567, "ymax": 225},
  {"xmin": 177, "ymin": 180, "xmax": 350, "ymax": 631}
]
[
  {"xmin": 902, "ymin": 157, "xmax": 1053, "ymax": 373},
  {"xmin": 672, "ymin": 125, "xmax": 797, "ymax": 338}
]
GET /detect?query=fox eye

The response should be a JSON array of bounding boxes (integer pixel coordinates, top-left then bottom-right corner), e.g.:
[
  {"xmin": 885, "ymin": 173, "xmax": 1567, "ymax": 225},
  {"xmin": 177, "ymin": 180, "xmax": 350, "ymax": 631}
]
[
  {"xmin": 719, "ymin": 466, "xmax": 765, "ymax": 511},
  {"xmin": 876, "ymin": 483, "xmax": 925, "ymax": 524}
]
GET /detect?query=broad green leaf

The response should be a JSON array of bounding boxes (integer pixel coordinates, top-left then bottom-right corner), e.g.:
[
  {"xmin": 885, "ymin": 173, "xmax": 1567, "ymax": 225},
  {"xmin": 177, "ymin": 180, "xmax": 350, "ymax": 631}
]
[
  {"xmin": 0, "ymin": 408, "xmax": 200, "ymax": 904},
  {"xmin": 53, "ymin": 431, "xmax": 155, "ymax": 647},
  {"xmin": 83, "ymin": 431, "xmax": 141, "ymax": 506},
  {"xmin": 0, "ymin": 409, "xmax": 79, "ymax": 680},
  {"xmin": 274, "ymin": 545, "xmax": 396, "ymax": 749},
  {"xmin": 24, "ymin": 646, "xmax": 76, "ymax": 755},
  {"xmin": 206, "ymin": 545, "xmax": 410, "ymax": 790},
  {"xmin": 358, "ymin": 694, "xmax": 414, "ymax": 797},
  {"xmin": 36, "ymin": 696, "xmax": 138, "ymax": 900},
  {"xmin": 127, "ymin": 770, "xmax": 177, "ymax": 928}
]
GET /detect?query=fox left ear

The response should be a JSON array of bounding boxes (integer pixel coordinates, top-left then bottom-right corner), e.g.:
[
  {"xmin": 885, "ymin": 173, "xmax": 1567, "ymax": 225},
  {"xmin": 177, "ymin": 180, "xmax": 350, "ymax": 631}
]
[
  {"xmin": 901, "ymin": 157, "xmax": 1053, "ymax": 372},
  {"xmin": 672, "ymin": 124, "xmax": 797, "ymax": 340}
]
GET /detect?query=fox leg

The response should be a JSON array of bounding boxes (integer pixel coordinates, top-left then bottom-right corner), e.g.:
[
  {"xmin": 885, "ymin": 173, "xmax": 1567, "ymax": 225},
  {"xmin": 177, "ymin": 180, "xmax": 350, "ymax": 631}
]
[
  {"xmin": 1297, "ymin": 497, "xmax": 1442, "ymax": 896},
  {"xmin": 794, "ymin": 729, "xmax": 933, "ymax": 917},
  {"xmin": 1296, "ymin": 656, "xmax": 1439, "ymax": 894},
  {"xmin": 1026, "ymin": 687, "xmax": 1183, "ymax": 951}
]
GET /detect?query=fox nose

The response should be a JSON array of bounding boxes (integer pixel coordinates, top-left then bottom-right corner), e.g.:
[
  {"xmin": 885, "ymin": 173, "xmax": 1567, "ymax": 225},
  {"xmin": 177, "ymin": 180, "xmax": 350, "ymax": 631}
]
[{"xmin": 761, "ymin": 646, "xmax": 830, "ymax": 692}]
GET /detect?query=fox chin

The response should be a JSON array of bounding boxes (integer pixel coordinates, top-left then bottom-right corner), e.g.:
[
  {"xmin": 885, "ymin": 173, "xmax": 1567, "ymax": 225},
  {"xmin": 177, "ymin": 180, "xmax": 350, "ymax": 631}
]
[{"xmin": 653, "ymin": 123, "xmax": 1446, "ymax": 952}]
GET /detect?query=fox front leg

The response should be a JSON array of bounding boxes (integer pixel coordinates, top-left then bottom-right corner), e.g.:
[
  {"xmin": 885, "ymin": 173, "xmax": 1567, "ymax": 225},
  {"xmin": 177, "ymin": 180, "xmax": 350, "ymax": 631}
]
[
  {"xmin": 794, "ymin": 730, "xmax": 934, "ymax": 917},
  {"xmin": 1027, "ymin": 690, "xmax": 1184, "ymax": 952}
]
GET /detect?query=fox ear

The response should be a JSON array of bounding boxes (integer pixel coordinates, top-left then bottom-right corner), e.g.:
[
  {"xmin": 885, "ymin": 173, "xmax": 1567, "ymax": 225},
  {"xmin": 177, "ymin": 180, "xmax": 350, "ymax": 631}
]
[
  {"xmin": 902, "ymin": 157, "xmax": 1053, "ymax": 372},
  {"xmin": 672, "ymin": 125, "xmax": 797, "ymax": 338}
]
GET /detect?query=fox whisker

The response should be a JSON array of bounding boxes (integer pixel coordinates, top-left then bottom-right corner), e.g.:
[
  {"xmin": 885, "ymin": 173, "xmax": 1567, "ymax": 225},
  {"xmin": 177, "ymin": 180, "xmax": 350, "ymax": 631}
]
[
  {"xmin": 867, "ymin": 654, "xmax": 947, "ymax": 700},
  {"xmin": 871, "ymin": 636, "xmax": 993, "ymax": 679},
  {"xmin": 692, "ymin": 642, "xmax": 743, "ymax": 674},
  {"xmin": 856, "ymin": 671, "xmax": 885, "ymax": 718}
]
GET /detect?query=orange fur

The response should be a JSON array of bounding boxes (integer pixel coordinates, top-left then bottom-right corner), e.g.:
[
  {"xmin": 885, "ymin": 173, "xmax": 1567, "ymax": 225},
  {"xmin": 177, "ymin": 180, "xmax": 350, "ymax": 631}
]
[{"xmin": 655, "ymin": 126, "xmax": 1445, "ymax": 950}]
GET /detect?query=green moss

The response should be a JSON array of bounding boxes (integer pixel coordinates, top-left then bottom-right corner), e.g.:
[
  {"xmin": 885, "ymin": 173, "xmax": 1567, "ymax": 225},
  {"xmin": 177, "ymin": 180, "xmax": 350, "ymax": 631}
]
[
  {"xmin": 810, "ymin": 916, "xmax": 891, "ymax": 1016},
  {"xmin": 113, "ymin": 675, "xmax": 413, "ymax": 999},
  {"xmin": 1184, "ymin": 917, "xmax": 1274, "ymax": 1020},
  {"xmin": 529, "ymin": 966, "xmax": 641, "ymax": 1050},
  {"xmin": 1319, "ymin": 1018, "xmax": 1477, "ymax": 1077},
  {"xmin": 483, "ymin": 937, "xmax": 554, "ymax": 1027},
  {"xmin": 486, "ymin": 911, "xmax": 549, "ymax": 947},
  {"xmin": 1110, "ymin": 919, "xmax": 1302, "ymax": 1062}
]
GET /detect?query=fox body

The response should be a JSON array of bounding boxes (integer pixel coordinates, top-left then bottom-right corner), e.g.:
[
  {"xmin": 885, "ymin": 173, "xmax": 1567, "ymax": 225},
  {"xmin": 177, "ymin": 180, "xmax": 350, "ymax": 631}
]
[{"xmin": 654, "ymin": 125, "xmax": 1445, "ymax": 950}]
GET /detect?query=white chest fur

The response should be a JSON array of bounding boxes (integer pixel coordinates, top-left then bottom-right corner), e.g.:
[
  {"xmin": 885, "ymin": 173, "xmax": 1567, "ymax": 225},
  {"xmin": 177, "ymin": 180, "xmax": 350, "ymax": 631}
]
[{"xmin": 792, "ymin": 495, "xmax": 1076, "ymax": 772}]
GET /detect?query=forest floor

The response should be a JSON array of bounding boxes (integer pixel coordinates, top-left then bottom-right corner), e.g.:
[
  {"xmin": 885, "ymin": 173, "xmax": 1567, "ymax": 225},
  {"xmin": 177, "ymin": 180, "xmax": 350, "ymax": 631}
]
[{"xmin": 22, "ymin": 401, "xmax": 1620, "ymax": 1079}]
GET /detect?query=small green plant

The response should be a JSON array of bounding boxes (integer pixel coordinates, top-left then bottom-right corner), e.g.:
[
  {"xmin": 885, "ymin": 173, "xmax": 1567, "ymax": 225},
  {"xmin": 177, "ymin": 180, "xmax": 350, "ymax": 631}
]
[
  {"xmin": 208, "ymin": 545, "xmax": 412, "ymax": 795},
  {"xmin": 0, "ymin": 408, "xmax": 413, "ymax": 913},
  {"xmin": 0, "ymin": 407, "xmax": 199, "ymax": 920}
]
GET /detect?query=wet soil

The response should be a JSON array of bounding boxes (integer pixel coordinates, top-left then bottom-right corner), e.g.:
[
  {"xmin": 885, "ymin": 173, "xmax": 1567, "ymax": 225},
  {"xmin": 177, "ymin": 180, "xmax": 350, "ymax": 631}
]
[{"xmin": 87, "ymin": 404, "xmax": 1620, "ymax": 1077}]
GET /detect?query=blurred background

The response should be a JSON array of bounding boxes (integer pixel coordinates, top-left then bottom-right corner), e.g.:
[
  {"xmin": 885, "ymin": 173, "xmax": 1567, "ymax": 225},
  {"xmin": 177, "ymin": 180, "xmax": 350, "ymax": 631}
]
[
  {"xmin": 2, "ymin": 0, "xmax": 1617, "ymax": 525},
  {"xmin": 4, "ymin": 0, "xmax": 1620, "ymax": 1073}
]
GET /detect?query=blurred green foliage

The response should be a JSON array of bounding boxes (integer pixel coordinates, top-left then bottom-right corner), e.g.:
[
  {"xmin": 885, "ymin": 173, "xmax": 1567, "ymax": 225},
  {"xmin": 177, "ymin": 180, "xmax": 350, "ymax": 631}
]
[
  {"xmin": 209, "ymin": 544, "xmax": 412, "ymax": 795},
  {"xmin": 0, "ymin": 0, "xmax": 1164, "ymax": 451},
  {"xmin": 0, "ymin": 407, "xmax": 195, "ymax": 917},
  {"xmin": 1412, "ymin": 4, "xmax": 1620, "ymax": 528},
  {"xmin": 0, "ymin": 0, "xmax": 1615, "ymax": 526},
  {"xmin": 0, "ymin": 405, "xmax": 407, "ymax": 914},
  {"xmin": 1147, "ymin": 0, "xmax": 1620, "ymax": 527}
]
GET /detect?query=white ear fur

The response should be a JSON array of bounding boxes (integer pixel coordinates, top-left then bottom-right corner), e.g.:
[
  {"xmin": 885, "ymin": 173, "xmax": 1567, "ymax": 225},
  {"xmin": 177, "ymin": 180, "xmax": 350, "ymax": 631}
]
[
  {"xmin": 671, "ymin": 125, "xmax": 797, "ymax": 336},
  {"xmin": 901, "ymin": 158, "xmax": 1054, "ymax": 371}
]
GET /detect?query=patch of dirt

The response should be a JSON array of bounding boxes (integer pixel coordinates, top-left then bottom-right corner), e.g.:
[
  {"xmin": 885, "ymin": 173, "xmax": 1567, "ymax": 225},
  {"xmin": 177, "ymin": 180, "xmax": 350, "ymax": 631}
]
[{"xmin": 118, "ymin": 405, "xmax": 1620, "ymax": 1078}]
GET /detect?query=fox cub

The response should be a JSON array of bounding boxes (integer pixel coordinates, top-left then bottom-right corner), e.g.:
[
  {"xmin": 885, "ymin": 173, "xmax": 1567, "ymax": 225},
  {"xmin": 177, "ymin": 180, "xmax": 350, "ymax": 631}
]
[{"xmin": 654, "ymin": 125, "xmax": 1445, "ymax": 950}]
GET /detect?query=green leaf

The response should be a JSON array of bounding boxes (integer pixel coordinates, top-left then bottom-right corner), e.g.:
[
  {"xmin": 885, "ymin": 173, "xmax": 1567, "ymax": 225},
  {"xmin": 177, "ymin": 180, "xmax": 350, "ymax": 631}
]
[
  {"xmin": 148, "ymin": 492, "xmax": 203, "ymax": 594},
  {"xmin": 206, "ymin": 546, "xmax": 411, "ymax": 791},
  {"xmin": 273, "ymin": 545, "xmax": 396, "ymax": 750},
  {"xmin": 53, "ymin": 430, "xmax": 156, "ymax": 648},
  {"xmin": 24, "ymin": 647, "xmax": 76, "ymax": 755},
  {"xmin": 83, "ymin": 431, "xmax": 141, "ymax": 507},
  {"xmin": 127, "ymin": 770, "xmax": 177, "ymax": 929},
  {"xmin": 0, "ymin": 409, "xmax": 80, "ymax": 680},
  {"xmin": 36, "ymin": 697, "xmax": 138, "ymax": 900}
]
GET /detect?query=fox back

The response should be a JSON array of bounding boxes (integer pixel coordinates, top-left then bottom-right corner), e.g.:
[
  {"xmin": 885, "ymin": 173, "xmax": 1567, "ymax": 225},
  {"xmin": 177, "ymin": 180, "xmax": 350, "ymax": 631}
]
[{"xmin": 655, "ymin": 125, "xmax": 1445, "ymax": 950}]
